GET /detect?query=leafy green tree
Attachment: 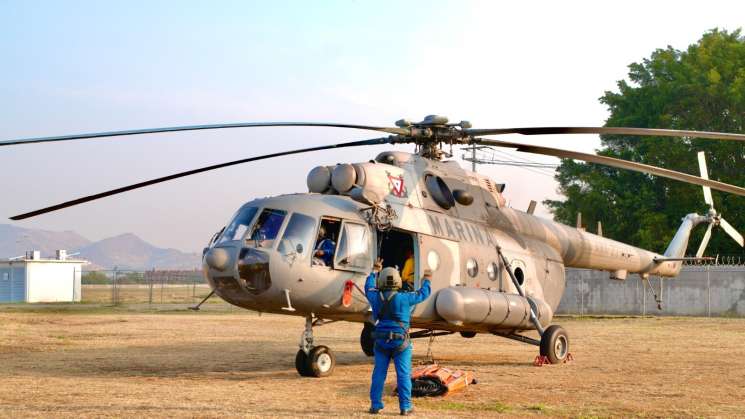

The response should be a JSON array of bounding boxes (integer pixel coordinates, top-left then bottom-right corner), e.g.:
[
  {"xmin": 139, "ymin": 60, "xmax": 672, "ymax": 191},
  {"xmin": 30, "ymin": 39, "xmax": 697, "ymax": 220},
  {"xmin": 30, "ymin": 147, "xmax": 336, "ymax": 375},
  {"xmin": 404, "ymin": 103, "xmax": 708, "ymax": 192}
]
[
  {"xmin": 545, "ymin": 29, "xmax": 745, "ymax": 256},
  {"xmin": 81, "ymin": 271, "xmax": 109, "ymax": 284}
]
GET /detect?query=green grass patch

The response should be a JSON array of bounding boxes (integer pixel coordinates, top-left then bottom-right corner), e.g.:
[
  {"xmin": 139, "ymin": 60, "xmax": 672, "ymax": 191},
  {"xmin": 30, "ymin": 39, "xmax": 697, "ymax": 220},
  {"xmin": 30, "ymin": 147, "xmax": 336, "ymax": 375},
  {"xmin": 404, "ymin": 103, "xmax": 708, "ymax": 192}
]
[{"xmin": 420, "ymin": 400, "xmax": 510, "ymax": 413}]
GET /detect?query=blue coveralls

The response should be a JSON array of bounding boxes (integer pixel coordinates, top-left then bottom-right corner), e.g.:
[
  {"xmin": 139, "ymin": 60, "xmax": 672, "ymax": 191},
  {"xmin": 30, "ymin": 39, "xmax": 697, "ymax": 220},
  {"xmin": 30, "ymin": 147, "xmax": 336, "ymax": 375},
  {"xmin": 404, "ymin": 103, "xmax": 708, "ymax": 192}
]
[
  {"xmin": 315, "ymin": 238, "xmax": 336, "ymax": 266},
  {"xmin": 365, "ymin": 273, "xmax": 431, "ymax": 412}
]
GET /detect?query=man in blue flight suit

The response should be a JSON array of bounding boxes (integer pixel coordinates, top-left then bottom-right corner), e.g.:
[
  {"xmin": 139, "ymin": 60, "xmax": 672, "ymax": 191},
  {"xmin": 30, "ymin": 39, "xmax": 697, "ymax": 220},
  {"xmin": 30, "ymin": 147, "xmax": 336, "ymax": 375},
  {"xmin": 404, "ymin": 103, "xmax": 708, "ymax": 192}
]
[
  {"xmin": 313, "ymin": 226, "xmax": 336, "ymax": 266},
  {"xmin": 365, "ymin": 257, "xmax": 432, "ymax": 415}
]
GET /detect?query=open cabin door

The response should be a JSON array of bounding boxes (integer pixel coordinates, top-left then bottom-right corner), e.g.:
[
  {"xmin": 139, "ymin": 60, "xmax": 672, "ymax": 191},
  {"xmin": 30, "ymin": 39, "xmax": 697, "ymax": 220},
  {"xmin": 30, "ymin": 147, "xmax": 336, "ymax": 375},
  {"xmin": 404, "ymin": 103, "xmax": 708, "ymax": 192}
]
[
  {"xmin": 333, "ymin": 220, "xmax": 373, "ymax": 273},
  {"xmin": 411, "ymin": 234, "xmax": 460, "ymax": 321}
]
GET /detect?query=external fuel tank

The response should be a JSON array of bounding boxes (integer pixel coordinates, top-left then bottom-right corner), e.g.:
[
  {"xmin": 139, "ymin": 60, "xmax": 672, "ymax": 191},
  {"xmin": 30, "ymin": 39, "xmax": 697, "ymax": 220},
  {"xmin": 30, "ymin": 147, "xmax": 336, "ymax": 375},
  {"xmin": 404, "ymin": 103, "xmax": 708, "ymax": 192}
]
[{"xmin": 435, "ymin": 286, "xmax": 553, "ymax": 330}]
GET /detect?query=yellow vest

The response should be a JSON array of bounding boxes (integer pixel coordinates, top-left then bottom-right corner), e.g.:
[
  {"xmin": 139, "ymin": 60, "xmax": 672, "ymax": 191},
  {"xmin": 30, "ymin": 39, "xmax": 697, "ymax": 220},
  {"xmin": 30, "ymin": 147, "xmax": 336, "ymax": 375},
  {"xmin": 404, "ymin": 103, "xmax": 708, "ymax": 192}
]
[{"xmin": 402, "ymin": 257, "xmax": 414, "ymax": 283}]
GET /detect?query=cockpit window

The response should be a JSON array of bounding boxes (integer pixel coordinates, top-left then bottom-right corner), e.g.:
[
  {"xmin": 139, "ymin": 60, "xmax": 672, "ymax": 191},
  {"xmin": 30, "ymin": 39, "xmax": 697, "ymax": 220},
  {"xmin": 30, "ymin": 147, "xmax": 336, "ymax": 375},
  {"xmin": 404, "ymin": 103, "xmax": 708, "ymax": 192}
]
[
  {"xmin": 219, "ymin": 206, "xmax": 258, "ymax": 243},
  {"xmin": 248, "ymin": 208, "xmax": 287, "ymax": 247},
  {"xmin": 334, "ymin": 221, "xmax": 372, "ymax": 272},
  {"xmin": 312, "ymin": 218, "xmax": 341, "ymax": 267},
  {"xmin": 278, "ymin": 213, "xmax": 316, "ymax": 261}
]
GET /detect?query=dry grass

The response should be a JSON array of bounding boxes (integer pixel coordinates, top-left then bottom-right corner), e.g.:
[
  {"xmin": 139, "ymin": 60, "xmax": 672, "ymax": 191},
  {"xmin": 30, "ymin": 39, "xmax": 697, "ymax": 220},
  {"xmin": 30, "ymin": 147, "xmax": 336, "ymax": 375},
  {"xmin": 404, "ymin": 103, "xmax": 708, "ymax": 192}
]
[
  {"xmin": 0, "ymin": 308, "xmax": 744, "ymax": 418},
  {"xmin": 81, "ymin": 284, "xmax": 220, "ymax": 305}
]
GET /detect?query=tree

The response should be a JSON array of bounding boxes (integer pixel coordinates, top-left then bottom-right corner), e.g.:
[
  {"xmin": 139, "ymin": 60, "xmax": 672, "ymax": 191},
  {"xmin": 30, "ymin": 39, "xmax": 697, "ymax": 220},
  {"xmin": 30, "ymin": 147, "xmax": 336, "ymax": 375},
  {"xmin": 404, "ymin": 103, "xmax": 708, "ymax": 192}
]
[{"xmin": 545, "ymin": 29, "xmax": 745, "ymax": 256}]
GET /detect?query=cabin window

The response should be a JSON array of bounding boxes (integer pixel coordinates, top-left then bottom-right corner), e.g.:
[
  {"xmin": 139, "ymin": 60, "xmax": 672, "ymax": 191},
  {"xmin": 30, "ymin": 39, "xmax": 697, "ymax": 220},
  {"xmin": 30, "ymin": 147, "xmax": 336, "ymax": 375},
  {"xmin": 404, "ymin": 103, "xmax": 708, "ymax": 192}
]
[
  {"xmin": 514, "ymin": 267, "xmax": 525, "ymax": 286},
  {"xmin": 487, "ymin": 262, "xmax": 498, "ymax": 281},
  {"xmin": 219, "ymin": 206, "xmax": 258, "ymax": 243},
  {"xmin": 427, "ymin": 250, "xmax": 440, "ymax": 272},
  {"xmin": 248, "ymin": 208, "xmax": 287, "ymax": 247},
  {"xmin": 466, "ymin": 258, "xmax": 478, "ymax": 278},
  {"xmin": 278, "ymin": 213, "xmax": 317, "ymax": 261},
  {"xmin": 334, "ymin": 221, "xmax": 372, "ymax": 272}
]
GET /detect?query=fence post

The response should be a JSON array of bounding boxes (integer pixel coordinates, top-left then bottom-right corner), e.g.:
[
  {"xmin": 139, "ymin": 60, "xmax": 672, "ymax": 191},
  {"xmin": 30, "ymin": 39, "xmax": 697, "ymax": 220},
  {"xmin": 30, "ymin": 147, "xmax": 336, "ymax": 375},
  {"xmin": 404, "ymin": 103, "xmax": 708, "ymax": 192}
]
[
  {"xmin": 148, "ymin": 272, "xmax": 153, "ymax": 306},
  {"xmin": 112, "ymin": 268, "xmax": 118, "ymax": 305},
  {"xmin": 706, "ymin": 265, "xmax": 711, "ymax": 318}
]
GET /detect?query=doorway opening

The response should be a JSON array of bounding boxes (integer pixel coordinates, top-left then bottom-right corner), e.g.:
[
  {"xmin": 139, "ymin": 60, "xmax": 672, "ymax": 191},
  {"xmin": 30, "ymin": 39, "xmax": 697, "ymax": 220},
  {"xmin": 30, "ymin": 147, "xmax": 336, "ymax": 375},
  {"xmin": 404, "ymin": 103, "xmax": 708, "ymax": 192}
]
[{"xmin": 377, "ymin": 229, "xmax": 416, "ymax": 290}]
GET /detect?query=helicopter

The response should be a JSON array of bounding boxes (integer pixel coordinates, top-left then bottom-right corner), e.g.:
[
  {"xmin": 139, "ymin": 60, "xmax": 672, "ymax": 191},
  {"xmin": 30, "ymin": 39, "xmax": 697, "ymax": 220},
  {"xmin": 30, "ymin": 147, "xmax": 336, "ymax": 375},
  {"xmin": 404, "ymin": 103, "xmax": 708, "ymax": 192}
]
[{"xmin": 3, "ymin": 115, "xmax": 745, "ymax": 377}]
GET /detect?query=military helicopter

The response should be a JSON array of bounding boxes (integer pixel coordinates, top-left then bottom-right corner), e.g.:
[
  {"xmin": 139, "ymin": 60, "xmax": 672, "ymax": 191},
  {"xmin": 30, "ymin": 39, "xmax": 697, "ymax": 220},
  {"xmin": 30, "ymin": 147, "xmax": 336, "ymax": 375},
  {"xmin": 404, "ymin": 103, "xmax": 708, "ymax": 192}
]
[{"xmin": 4, "ymin": 115, "xmax": 745, "ymax": 377}]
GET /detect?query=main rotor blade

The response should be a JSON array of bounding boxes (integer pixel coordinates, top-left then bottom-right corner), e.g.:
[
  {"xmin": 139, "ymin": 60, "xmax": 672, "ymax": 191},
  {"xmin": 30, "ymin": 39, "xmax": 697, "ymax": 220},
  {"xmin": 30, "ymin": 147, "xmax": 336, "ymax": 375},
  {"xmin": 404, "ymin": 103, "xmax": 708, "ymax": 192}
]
[
  {"xmin": 696, "ymin": 223, "xmax": 713, "ymax": 258},
  {"xmin": 0, "ymin": 122, "xmax": 408, "ymax": 147},
  {"xmin": 9, "ymin": 137, "xmax": 391, "ymax": 220},
  {"xmin": 697, "ymin": 151, "xmax": 714, "ymax": 207},
  {"xmin": 719, "ymin": 218, "xmax": 745, "ymax": 247},
  {"xmin": 473, "ymin": 138, "xmax": 745, "ymax": 198},
  {"xmin": 466, "ymin": 126, "xmax": 745, "ymax": 142}
]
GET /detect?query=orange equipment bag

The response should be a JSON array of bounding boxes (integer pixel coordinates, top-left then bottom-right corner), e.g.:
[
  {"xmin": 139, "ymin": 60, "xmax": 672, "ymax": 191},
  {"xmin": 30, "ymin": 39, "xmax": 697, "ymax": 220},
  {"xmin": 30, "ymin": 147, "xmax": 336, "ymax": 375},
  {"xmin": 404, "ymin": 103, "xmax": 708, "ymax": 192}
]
[{"xmin": 406, "ymin": 364, "xmax": 477, "ymax": 397}]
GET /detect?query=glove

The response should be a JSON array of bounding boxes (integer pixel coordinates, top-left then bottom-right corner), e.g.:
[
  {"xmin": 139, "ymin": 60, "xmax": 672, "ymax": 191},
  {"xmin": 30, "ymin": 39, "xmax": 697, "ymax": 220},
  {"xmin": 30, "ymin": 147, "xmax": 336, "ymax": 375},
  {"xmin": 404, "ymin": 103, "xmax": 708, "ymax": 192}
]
[
  {"xmin": 373, "ymin": 257, "xmax": 383, "ymax": 273},
  {"xmin": 422, "ymin": 269, "xmax": 433, "ymax": 279}
]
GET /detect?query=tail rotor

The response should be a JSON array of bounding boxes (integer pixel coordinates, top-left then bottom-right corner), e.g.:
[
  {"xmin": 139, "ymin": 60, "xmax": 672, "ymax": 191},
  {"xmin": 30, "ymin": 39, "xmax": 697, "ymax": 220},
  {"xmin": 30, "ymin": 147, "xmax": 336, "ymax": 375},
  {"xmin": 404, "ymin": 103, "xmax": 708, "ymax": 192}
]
[{"xmin": 695, "ymin": 151, "xmax": 744, "ymax": 258}]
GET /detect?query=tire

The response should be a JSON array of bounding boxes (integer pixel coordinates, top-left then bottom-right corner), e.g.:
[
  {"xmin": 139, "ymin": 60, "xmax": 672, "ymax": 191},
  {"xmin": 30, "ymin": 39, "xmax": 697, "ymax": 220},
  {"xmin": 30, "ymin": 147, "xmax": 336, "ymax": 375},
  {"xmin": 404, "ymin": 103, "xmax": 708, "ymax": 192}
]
[
  {"xmin": 360, "ymin": 323, "xmax": 375, "ymax": 357},
  {"xmin": 295, "ymin": 350, "xmax": 312, "ymax": 377},
  {"xmin": 539, "ymin": 325, "xmax": 569, "ymax": 364},
  {"xmin": 459, "ymin": 331, "xmax": 477, "ymax": 338},
  {"xmin": 307, "ymin": 345, "xmax": 336, "ymax": 377}
]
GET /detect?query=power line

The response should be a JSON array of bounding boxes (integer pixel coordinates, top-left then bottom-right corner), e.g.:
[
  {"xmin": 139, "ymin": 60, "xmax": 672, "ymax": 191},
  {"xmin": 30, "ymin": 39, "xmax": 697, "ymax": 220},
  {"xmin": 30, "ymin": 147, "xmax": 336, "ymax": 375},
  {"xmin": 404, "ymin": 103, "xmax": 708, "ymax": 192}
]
[{"xmin": 462, "ymin": 145, "xmax": 557, "ymax": 177}]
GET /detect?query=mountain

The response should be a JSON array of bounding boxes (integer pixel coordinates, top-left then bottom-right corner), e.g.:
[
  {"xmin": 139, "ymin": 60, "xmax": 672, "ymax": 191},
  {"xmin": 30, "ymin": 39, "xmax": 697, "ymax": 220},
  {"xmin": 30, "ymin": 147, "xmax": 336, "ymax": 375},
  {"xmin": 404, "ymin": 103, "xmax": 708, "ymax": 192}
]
[
  {"xmin": 0, "ymin": 224, "xmax": 200, "ymax": 270},
  {"xmin": 0, "ymin": 224, "xmax": 91, "ymax": 258},
  {"xmin": 77, "ymin": 233, "xmax": 201, "ymax": 270}
]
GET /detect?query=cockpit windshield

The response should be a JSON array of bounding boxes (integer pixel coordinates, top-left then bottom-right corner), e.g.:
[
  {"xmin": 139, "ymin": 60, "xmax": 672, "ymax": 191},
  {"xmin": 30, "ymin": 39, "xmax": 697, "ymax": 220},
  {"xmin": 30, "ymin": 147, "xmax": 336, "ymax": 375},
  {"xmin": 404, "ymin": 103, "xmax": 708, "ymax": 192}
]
[
  {"xmin": 219, "ymin": 206, "xmax": 258, "ymax": 243},
  {"xmin": 248, "ymin": 208, "xmax": 287, "ymax": 247},
  {"xmin": 278, "ymin": 213, "xmax": 317, "ymax": 261}
]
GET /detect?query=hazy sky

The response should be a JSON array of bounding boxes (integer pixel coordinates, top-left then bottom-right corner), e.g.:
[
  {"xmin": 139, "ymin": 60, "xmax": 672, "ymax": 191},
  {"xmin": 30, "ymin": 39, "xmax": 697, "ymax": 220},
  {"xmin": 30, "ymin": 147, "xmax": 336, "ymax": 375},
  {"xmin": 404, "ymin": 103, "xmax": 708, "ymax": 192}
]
[{"xmin": 1, "ymin": 1, "xmax": 743, "ymax": 252}]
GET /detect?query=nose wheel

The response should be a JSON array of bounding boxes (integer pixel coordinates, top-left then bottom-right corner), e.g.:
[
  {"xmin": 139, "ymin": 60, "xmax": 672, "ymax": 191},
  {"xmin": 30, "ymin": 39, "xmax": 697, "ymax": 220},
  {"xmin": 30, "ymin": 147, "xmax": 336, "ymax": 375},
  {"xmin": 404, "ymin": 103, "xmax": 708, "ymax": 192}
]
[{"xmin": 295, "ymin": 315, "xmax": 336, "ymax": 377}]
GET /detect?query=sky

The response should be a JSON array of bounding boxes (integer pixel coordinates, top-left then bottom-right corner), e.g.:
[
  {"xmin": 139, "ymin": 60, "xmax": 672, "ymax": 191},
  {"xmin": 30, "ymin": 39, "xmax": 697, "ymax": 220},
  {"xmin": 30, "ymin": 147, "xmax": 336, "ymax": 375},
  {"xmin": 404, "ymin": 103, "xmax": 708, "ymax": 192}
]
[{"xmin": 1, "ymin": 0, "xmax": 743, "ymax": 252}]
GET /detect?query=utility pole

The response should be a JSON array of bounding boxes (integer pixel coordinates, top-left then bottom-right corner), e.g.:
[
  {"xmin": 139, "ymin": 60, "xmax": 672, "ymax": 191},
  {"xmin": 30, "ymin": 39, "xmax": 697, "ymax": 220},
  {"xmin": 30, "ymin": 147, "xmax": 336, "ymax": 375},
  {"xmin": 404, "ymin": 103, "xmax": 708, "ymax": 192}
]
[{"xmin": 471, "ymin": 143, "xmax": 476, "ymax": 172}]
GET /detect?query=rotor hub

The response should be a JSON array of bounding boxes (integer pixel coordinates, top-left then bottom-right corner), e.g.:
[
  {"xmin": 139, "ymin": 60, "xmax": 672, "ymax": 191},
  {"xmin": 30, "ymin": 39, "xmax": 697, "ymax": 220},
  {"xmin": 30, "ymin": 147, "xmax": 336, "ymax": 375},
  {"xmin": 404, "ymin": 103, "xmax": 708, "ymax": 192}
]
[{"xmin": 391, "ymin": 115, "xmax": 474, "ymax": 159}]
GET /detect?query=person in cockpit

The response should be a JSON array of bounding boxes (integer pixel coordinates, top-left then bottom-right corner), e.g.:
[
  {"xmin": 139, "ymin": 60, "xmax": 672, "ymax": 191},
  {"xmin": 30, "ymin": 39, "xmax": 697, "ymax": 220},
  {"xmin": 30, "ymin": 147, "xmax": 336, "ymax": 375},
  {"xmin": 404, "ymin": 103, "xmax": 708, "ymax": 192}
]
[{"xmin": 313, "ymin": 225, "xmax": 336, "ymax": 266}]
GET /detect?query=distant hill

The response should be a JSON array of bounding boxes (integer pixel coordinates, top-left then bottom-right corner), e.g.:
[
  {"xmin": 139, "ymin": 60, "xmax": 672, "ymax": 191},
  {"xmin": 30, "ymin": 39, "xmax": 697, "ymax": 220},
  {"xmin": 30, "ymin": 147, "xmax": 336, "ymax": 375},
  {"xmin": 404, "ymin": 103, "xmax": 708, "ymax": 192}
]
[
  {"xmin": 77, "ymin": 233, "xmax": 201, "ymax": 271},
  {"xmin": 0, "ymin": 224, "xmax": 91, "ymax": 258},
  {"xmin": 0, "ymin": 224, "xmax": 200, "ymax": 271}
]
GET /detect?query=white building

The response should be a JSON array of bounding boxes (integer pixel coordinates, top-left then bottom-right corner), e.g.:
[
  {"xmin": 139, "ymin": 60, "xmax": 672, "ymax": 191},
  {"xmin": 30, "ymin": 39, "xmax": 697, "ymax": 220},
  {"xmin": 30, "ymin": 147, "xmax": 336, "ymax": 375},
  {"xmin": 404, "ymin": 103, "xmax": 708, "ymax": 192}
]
[{"xmin": 0, "ymin": 250, "xmax": 86, "ymax": 303}]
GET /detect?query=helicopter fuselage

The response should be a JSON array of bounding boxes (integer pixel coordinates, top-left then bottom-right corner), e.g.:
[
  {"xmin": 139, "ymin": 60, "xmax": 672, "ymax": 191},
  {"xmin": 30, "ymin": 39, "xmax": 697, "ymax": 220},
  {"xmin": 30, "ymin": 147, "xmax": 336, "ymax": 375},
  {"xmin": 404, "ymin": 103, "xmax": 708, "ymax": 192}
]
[{"xmin": 203, "ymin": 151, "xmax": 691, "ymax": 333}]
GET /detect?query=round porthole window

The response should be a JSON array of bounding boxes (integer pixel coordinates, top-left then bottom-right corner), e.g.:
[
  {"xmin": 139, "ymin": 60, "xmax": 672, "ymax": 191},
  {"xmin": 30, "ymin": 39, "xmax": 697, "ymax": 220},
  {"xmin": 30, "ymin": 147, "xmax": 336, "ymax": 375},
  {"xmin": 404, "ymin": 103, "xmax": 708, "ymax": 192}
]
[
  {"xmin": 487, "ymin": 262, "xmax": 498, "ymax": 281},
  {"xmin": 424, "ymin": 174, "xmax": 455, "ymax": 209},
  {"xmin": 514, "ymin": 267, "xmax": 525, "ymax": 286},
  {"xmin": 466, "ymin": 258, "xmax": 478, "ymax": 278},
  {"xmin": 427, "ymin": 250, "xmax": 440, "ymax": 271}
]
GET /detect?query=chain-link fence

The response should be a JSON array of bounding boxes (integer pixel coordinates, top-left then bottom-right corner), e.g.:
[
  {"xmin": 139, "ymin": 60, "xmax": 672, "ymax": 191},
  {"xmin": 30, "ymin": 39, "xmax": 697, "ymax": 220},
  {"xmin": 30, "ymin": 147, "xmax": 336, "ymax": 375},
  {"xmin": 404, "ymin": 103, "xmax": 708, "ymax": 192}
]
[{"xmin": 81, "ymin": 269, "xmax": 234, "ymax": 310}]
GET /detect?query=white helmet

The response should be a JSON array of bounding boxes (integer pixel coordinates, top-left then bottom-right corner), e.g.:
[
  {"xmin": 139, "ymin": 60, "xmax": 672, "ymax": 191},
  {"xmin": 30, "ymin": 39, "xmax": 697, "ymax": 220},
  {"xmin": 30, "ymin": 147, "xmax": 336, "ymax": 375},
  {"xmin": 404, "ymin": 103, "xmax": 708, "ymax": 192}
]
[{"xmin": 377, "ymin": 267, "xmax": 402, "ymax": 290}]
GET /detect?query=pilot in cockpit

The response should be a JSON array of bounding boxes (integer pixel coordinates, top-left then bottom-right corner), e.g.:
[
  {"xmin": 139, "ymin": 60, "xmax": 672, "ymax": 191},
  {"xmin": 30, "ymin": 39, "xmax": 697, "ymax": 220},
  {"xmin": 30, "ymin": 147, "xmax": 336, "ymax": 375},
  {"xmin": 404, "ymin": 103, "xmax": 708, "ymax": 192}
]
[{"xmin": 313, "ymin": 225, "xmax": 336, "ymax": 266}]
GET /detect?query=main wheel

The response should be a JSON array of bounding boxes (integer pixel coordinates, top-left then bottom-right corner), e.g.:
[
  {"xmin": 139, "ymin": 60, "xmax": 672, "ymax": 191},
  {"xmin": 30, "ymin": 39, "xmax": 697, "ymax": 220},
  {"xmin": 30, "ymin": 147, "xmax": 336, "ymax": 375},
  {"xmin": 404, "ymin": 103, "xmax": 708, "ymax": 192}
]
[
  {"xmin": 360, "ymin": 323, "xmax": 375, "ymax": 357},
  {"xmin": 307, "ymin": 345, "xmax": 336, "ymax": 377},
  {"xmin": 459, "ymin": 331, "xmax": 477, "ymax": 338},
  {"xmin": 539, "ymin": 325, "xmax": 569, "ymax": 364},
  {"xmin": 295, "ymin": 350, "xmax": 312, "ymax": 376}
]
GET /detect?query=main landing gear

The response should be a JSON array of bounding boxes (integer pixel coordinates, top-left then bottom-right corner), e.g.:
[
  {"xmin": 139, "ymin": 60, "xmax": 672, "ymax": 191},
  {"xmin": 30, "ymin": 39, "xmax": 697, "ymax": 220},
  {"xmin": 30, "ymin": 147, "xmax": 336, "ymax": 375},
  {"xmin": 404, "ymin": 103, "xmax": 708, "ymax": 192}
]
[
  {"xmin": 495, "ymin": 245, "xmax": 570, "ymax": 364},
  {"xmin": 295, "ymin": 315, "xmax": 336, "ymax": 377},
  {"xmin": 360, "ymin": 322, "xmax": 375, "ymax": 357},
  {"xmin": 539, "ymin": 325, "xmax": 569, "ymax": 364}
]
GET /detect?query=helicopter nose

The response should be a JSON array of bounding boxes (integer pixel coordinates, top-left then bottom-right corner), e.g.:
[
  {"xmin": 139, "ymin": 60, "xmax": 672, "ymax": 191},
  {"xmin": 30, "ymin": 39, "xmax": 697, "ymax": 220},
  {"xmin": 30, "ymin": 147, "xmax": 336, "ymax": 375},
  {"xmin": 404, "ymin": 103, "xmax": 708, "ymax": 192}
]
[{"xmin": 205, "ymin": 247, "xmax": 230, "ymax": 271}]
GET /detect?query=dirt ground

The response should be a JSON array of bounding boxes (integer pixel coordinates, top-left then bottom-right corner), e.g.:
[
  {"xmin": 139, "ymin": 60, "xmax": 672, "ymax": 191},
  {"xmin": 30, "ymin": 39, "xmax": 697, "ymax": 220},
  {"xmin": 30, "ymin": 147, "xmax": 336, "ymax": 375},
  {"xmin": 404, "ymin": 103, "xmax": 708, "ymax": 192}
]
[{"xmin": 1, "ymin": 306, "xmax": 744, "ymax": 418}]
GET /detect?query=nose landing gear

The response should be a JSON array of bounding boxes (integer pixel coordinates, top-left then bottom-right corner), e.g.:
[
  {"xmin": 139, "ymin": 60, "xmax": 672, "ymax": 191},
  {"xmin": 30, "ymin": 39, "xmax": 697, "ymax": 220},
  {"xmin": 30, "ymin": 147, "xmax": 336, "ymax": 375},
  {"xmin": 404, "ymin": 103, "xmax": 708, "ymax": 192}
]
[{"xmin": 295, "ymin": 315, "xmax": 336, "ymax": 377}]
